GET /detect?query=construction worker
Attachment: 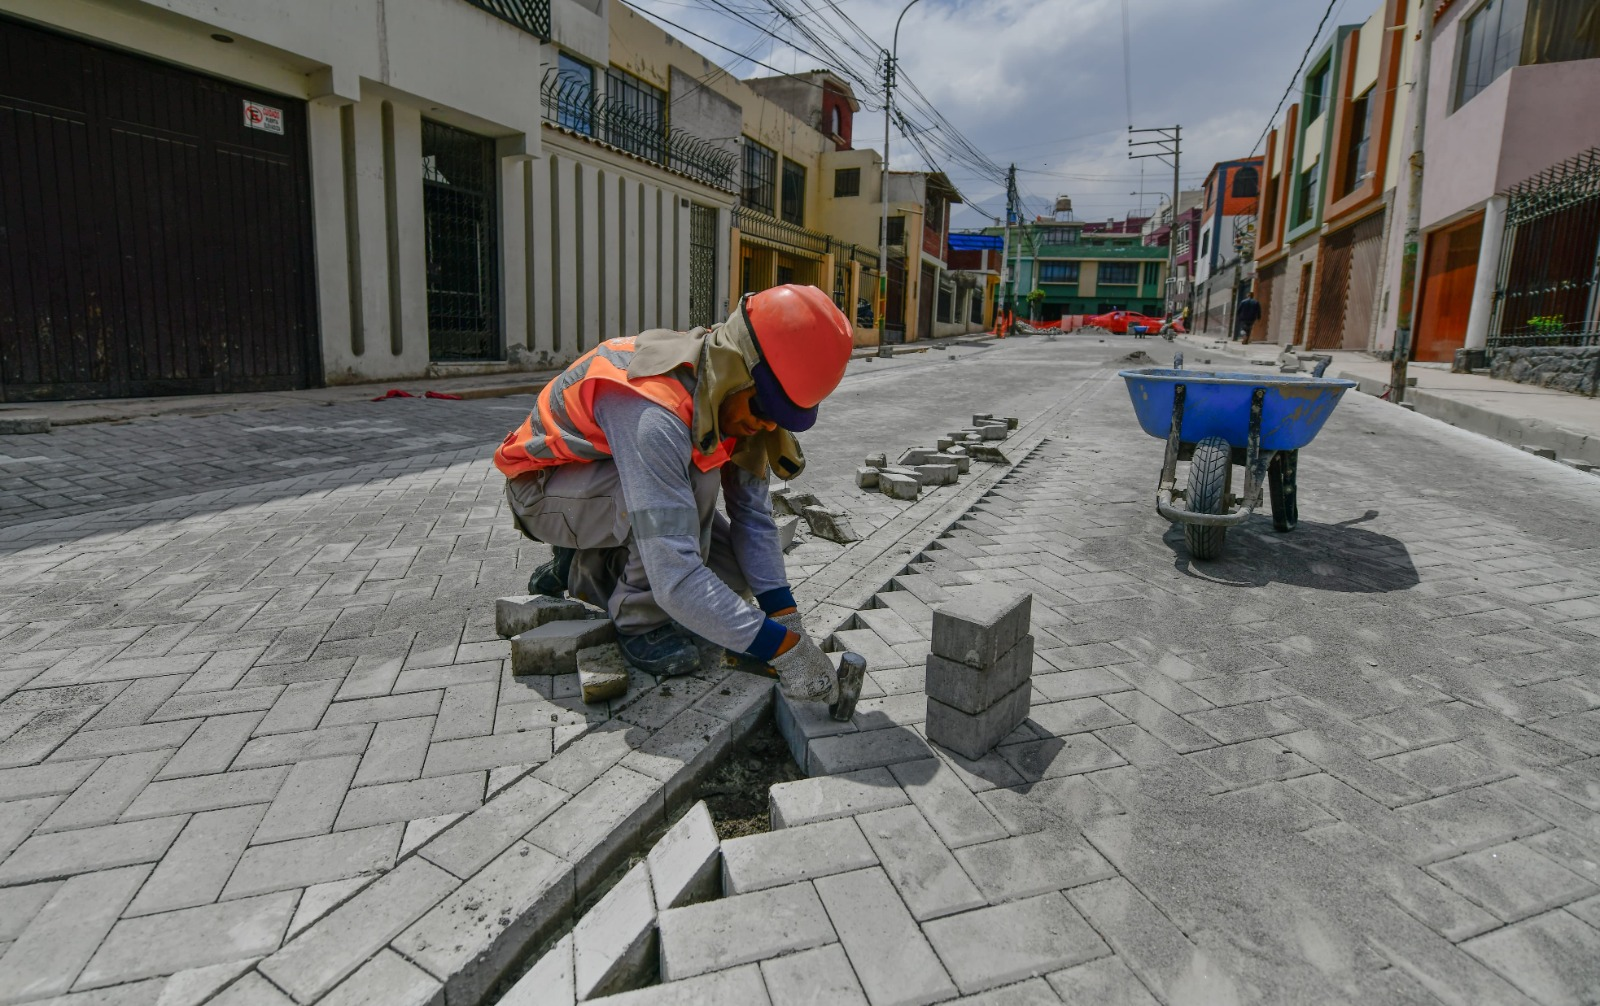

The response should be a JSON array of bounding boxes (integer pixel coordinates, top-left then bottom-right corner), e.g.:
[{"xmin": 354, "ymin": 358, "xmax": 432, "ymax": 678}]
[{"xmin": 493, "ymin": 284, "xmax": 862, "ymax": 715}]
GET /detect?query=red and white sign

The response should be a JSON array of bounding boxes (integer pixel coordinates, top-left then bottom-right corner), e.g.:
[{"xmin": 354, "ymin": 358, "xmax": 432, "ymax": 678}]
[{"xmin": 242, "ymin": 100, "xmax": 284, "ymax": 135}]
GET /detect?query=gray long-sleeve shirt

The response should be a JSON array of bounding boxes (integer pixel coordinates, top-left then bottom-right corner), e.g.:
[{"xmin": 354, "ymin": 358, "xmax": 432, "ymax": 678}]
[{"xmin": 591, "ymin": 383, "xmax": 788, "ymax": 653}]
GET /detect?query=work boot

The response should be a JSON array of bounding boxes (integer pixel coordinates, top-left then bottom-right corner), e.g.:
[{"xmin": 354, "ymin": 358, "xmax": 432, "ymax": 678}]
[
  {"xmin": 527, "ymin": 547, "xmax": 575, "ymax": 597},
  {"xmin": 617, "ymin": 623, "xmax": 701, "ymax": 678}
]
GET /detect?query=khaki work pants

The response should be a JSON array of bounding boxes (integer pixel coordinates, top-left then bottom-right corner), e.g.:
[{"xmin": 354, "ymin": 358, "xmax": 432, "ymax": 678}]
[{"xmin": 505, "ymin": 461, "xmax": 753, "ymax": 636}]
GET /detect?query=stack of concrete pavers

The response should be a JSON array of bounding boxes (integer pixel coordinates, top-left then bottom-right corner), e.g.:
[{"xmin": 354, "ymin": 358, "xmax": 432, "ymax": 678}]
[
  {"xmin": 924, "ymin": 585, "xmax": 1034, "ymax": 760},
  {"xmin": 497, "ymin": 594, "xmax": 626, "ymax": 704},
  {"xmin": 859, "ymin": 414, "xmax": 1018, "ymax": 504}
]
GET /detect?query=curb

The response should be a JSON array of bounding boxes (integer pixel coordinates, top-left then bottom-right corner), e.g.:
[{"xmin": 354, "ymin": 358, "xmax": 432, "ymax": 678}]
[{"xmin": 1339, "ymin": 370, "xmax": 1600, "ymax": 468}]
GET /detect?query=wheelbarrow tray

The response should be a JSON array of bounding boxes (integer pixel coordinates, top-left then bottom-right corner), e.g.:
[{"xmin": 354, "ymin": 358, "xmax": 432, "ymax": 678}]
[{"xmin": 1118, "ymin": 369, "xmax": 1356, "ymax": 452}]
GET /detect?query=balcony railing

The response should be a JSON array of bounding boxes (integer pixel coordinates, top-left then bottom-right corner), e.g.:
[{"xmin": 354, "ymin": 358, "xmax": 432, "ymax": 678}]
[
  {"xmin": 461, "ymin": 0, "xmax": 549, "ymax": 40},
  {"xmin": 1489, "ymin": 146, "xmax": 1600, "ymax": 349},
  {"xmin": 540, "ymin": 71, "xmax": 737, "ymax": 193}
]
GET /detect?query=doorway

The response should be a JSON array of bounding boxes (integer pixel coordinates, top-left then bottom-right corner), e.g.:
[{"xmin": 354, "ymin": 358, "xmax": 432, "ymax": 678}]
[
  {"xmin": 1414, "ymin": 213, "xmax": 1484, "ymax": 362},
  {"xmin": 422, "ymin": 120, "xmax": 499, "ymax": 361}
]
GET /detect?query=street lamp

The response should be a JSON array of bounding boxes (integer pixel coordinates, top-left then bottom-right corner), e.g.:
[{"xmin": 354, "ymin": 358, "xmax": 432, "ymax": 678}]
[{"xmin": 877, "ymin": 0, "xmax": 925, "ymax": 359}]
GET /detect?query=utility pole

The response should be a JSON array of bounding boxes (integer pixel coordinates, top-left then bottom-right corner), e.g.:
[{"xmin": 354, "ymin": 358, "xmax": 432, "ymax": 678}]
[
  {"xmin": 1390, "ymin": 3, "xmax": 1434, "ymax": 405},
  {"xmin": 877, "ymin": 0, "xmax": 926, "ymax": 359},
  {"xmin": 1129, "ymin": 125, "xmax": 1182, "ymax": 316},
  {"xmin": 997, "ymin": 164, "xmax": 1016, "ymax": 330}
]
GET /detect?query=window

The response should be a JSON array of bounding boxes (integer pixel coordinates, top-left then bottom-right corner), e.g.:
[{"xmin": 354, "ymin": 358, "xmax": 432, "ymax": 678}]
[
  {"xmin": 781, "ymin": 159, "xmax": 806, "ymax": 225},
  {"xmin": 1455, "ymin": 0, "xmax": 1600, "ymax": 109},
  {"xmin": 1232, "ymin": 165, "xmax": 1259, "ymax": 198},
  {"xmin": 1456, "ymin": 0, "xmax": 1526, "ymax": 107},
  {"xmin": 1176, "ymin": 224, "xmax": 1191, "ymax": 256},
  {"xmin": 834, "ymin": 167, "xmax": 860, "ymax": 197},
  {"xmin": 970, "ymin": 293, "xmax": 984, "ymax": 324},
  {"xmin": 1143, "ymin": 262, "xmax": 1162, "ymax": 286},
  {"xmin": 556, "ymin": 53, "xmax": 594, "ymax": 135},
  {"xmin": 605, "ymin": 68, "xmax": 666, "ymax": 162},
  {"xmin": 886, "ymin": 215, "xmax": 905, "ymax": 245},
  {"xmin": 1038, "ymin": 261, "xmax": 1079, "ymax": 283},
  {"xmin": 829, "ymin": 105, "xmax": 843, "ymax": 137},
  {"xmin": 1099, "ymin": 262, "xmax": 1139, "ymax": 285},
  {"xmin": 1201, "ymin": 231, "xmax": 1211, "ymax": 256},
  {"xmin": 937, "ymin": 285, "xmax": 952, "ymax": 323},
  {"xmin": 1304, "ymin": 63, "xmax": 1329, "ymax": 122},
  {"xmin": 742, "ymin": 139, "xmax": 775, "ymax": 214},
  {"xmin": 1037, "ymin": 227, "xmax": 1079, "ymax": 245},
  {"xmin": 1341, "ymin": 89, "xmax": 1374, "ymax": 196},
  {"xmin": 1294, "ymin": 163, "xmax": 1320, "ymax": 226}
]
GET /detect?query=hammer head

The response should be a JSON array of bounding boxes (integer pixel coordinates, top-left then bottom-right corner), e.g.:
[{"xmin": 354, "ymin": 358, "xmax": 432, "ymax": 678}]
[{"xmin": 830, "ymin": 651, "xmax": 867, "ymax": 722}]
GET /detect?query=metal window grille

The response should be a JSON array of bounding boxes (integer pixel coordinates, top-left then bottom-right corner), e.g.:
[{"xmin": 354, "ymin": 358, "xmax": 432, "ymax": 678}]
[
  {"xmin": 1039, "ymin": 262, "xmax": 1078, "ymax": 283},
  {"xmin": 689, "ymin": 203, "xmax": 718, "ymax": 329},
  {"xmin": 604, "ymin": 68, "xmax": 666, "ymax": 164},
  {"xmin": 422, "ymin": 120, "xmax": 500, "ymax": 361},
  {"xmin": 834, "ymin": 167, "xmax": 860, "ymax": 197},
  {"xmin": 743, "ymin": 141, "xmax": 776, "ymax": 214},
  {"xmin": 781, "ymin": 158, "xmax": 805, "ymax": 225},
  {"xmin": 1099, "ymin": 263, "xmax": 1139, "ymax": 285},
  {"xmin": 540, "ymin": 69, "xmax": 736, "ymax": 191},
  {"xmin": 459, "ymin": 0, "xmax": 550, "ymax": 41},
  {"xmin": 1489, "ymin": 146, "xmax": 1600, "ymax": 348}
]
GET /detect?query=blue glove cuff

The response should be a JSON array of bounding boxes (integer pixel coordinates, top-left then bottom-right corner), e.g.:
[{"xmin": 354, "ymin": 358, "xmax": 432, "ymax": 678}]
[
  {"xmin": 756, "ymin": 586, "xmax": 797, "ymax": 614},
  {"xmin": 746, "ymin": 617, "xmax": 791, "ymax": 662}
]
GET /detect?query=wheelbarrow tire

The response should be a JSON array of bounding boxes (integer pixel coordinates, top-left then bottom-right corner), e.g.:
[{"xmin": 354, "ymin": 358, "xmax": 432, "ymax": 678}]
[
  {"xmin": 1184, "ymin": 436, "xmax": 1231, "ymax": 561},
  {"xmin": 1269, "ymin": 449, "xmax": 1299, "ymax": 532}
]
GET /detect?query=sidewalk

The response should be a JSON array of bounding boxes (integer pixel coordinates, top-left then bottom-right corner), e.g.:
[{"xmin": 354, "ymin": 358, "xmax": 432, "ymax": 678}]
[{"xmin": 1174, "ymin": 334, "xmax": 1600, "ymax": 468}]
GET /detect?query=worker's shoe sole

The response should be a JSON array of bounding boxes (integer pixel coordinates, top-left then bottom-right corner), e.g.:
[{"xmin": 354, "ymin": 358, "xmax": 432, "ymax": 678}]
[
  {"xmin": 829, "ymin": 652, "xmax": 866, "ymax": 722},
  {"xmin": 618, "ymin": 623, "xmax": 701, "ymax": 678},
  {"xmin": 528, "ymin": 546, "xmax": 575, "ymax": 597}
]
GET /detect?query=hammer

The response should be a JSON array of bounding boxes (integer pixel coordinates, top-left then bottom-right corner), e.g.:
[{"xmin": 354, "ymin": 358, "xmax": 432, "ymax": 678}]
[{"xmin": 831, "ymin": 652, "xmax": 867, "ymax": 722}]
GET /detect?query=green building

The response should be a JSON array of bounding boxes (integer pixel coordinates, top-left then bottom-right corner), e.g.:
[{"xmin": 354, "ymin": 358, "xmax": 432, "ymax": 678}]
[{"xmin": 989, "ymin": 222, "xmax": 1170, "ymax": 320}]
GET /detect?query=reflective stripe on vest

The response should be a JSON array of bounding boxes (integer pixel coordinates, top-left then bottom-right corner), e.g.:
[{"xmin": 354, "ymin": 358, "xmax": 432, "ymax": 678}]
[{"xmin": 493, "ymin": 337, "xmax": 734, "ymax": 478}]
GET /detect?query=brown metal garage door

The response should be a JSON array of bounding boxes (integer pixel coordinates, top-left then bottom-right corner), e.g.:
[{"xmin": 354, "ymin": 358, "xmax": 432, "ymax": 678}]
[{"xmin": 0, "ymin": 16, "xmax": 318, "ymax": 401}]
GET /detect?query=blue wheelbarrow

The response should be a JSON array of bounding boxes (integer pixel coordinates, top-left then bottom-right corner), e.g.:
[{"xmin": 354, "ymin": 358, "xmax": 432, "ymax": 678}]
[{"xmin": 1119, "ymin": 358, "xmax": 1356, "ymax": 559}]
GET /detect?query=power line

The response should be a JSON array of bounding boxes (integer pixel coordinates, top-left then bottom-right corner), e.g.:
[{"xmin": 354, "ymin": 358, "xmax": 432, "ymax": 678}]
[
  {"xmin": 616, "ymin": 0, "xmax": 850, "ymax": 91},
  {"xmin": 1249, "ymin": 0, "xmax": 1342, "ymax": 157}
]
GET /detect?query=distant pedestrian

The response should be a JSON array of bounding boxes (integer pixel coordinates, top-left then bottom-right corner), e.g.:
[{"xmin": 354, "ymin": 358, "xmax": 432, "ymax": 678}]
[
  {"xmin": 1235, "ymin": 293, "xmax": 1261, "ymax": 342},
  {"xmin": 1180, "ymin": 305, "xmax": 1191, "ymax": 332}
]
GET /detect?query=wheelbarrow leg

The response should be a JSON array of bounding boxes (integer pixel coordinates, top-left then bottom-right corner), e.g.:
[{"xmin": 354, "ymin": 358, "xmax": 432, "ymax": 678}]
[{"xmin": 1269, "ymin": 449, "xmax": 1299, "ymax": 532}]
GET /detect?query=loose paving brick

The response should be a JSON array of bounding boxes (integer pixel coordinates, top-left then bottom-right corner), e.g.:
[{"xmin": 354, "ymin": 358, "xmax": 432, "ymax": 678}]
[
  {"xmin": 572, "ymin": 860, "xmax": 655, "ymax": 999},
  {"xmin": 657, "ymin": 882, "xmax": 835, "ymax": 980},
  {"xmin": 647, "ymin": 801, "xmax": 720, "ymax": 910}
]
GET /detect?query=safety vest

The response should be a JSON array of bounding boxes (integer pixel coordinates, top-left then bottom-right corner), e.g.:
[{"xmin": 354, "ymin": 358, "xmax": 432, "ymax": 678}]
[{"xmin": 493, "ymin": 336, "xmax": 735, "ymax": 478}]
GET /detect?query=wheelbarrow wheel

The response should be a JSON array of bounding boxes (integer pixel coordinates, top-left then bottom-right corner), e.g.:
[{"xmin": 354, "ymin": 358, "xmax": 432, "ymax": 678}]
[
  {"xmin": 1184, "ymin": 436, "xmax": 1231, "ymax": 560},
  {"xmin": 1269, "ymin": 449, "xmax": 1299, "ymax": 532}
]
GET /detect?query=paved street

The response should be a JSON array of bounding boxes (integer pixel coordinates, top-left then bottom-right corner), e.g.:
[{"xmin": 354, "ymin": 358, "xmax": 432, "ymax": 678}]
[{"xmin": 4, "ymin": 333, "xmax": 1600, "ymax": 1004}]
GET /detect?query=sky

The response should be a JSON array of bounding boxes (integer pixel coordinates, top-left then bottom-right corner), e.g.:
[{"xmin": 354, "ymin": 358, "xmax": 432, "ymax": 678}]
[{"xmin": 627, "ymin": 0, "xmax": 1361, "ymax": 229}]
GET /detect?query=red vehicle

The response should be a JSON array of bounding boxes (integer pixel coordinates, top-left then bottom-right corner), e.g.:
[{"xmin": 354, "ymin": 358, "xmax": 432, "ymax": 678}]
[{"xmin": 1087, "ymin": 310, "xmax": 1184, "ymax": 336}]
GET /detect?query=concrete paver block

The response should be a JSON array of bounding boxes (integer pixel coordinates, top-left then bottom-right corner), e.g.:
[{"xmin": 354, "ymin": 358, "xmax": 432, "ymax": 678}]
[
  {"xmin": 929, "ymin": 452, "xmax": 970, "ymax": 474},
  {"xmin": 657, "ymin": 882, "xmax": 834, "ymax": 980},
  {"xmin": 879, "ymin": 474, "xmax": 921, "ymax": 501},
  {"xmin": 931, "ymin": 586, "xmax": 1032, "ymax": 669},
  {"xmin": 647, "ymin": 801, "xmax": 720, "ymax": 910},
  {"xmin": 0, "ymin": 864, "xmax": 148, "ymax": 1002},
  {"xmin": 913, "ymin": 464, "xmax": 959, "ymax": 487},
  {"xmin": 926, "ymin": 682, "xmax": 1031, "ymax": 761},
  {"xmin": 888, "ymin": 758, "xmax": 1008, "ymax": 848},
  {"xmin": 976, "ymin": 424, "xmax": 1008, "ymax": 441},
  {"xmin": 956, "ymin": 828, "xmax": 1115, "ymax": 903},
  {"xmin": 527, "ymin": 765, "xmax": 665, "ymax": 894},
  {"xmin": 760, "ymin": 943, "xmax": 867, "ymax": 1006},
  {"xmin": 923, "ymin": 892, "xmax": 1107, "ymax": 995},
  {"xmin": 855, "ymin": 467, "xmax": 880, "ymax": 489},
  {"xmin": 260, "ymin": 858, "xmax": 459, "ymax": 1002},
  {"xmin": 1459, "ymin": 909, "xmax": 1600, "ymax": 1006},
  {"xmin": 319, "ymin": 948, "xmax": 445, "ymax": 1006},
  {"xmin": 899, "ymin": 448, "xmax": 936, "ymax": 465},
  {"xmin": 926, "ymin": 635, "xmax": 1035, "ymax": 715},
  {"xmin": 79, "ymin": 891, "xmax": 296, "ymax": 988},
  {"xmin": 512, "ymin": 620, "xmax": 617, "ymax": 676},
  {"xmin": 1047, "ymin": 956, "xmax": 1159, "ymax": 1005},
  {"xmin": 1427, "ymin": 841, "xmax": 1597, "ymax": 922},
  {"xmin": 808, "ymin": 725, "xmax": 933, "ymax": 776},
  {"xmin": 418, "ymin": 775, "xmax": 567, "ymax": 880},
  {"xmin": 577, "ymin": 645, "xmax": 631, "ymax": 704},
  {"xmin": 574, "ymin": 860, "xmax": 656, "ymax": 1000},
  {"xmin": 0, "ymin": 815, "xmax": 187, "ymax": 885},
  {"xmin": 864, "ymin": 452, "xmax": 887, "ymax": 469},
  {"xmin": 768, "ymin": 766, "xmax": 911, "ymax": 828},
  {"xmin": 497, "ymin": 596, "xmax": 592, "ymax": 639},
  {"xmin": 855, "ymin": 805, "xmax": 986, "ymax": 921},
  {"xmin": 224, "ymin": 823, "xmax": 401, "ymax": 901},
  {"xmin": 771, "ymin": 489, "xmax": 818, "ymax": 516},
  {"xmin": 813, "ymin": 867, "xmax": 956, "ymax": 1006},
  {"xmin": 802, "ymin": 506, "xmax": 860, "ymax": 544},
  {"xmin": 722, "ymin": 816, "xmax": 877, "ymax": 894},
  {"xmin": 499, "ymin": 932, "xmax": 573, "ymax": 1006},
  {"xmin": 777, "ymin": 515, "xmax": 802, "ymax": 550},
  {"xmin": 964, "ymin": 443, "xmax": 1010, "ymax": 463},
  {"xmin": 585, "ymin": 964, "xmax": 770, "ymax": 1004},
  {"xmin": 393, "ymin": 840, "xmax": 573, "ymax": 1005}
]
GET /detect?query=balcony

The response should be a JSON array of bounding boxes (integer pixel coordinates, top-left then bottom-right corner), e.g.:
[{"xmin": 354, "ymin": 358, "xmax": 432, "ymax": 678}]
[
  {"xmin": 540, "ymin": 71, "xmax": 737, "ymax": 192},
  {"xmin": 461, "ymin": 0, "xmax": 550, "ymax": 40}
]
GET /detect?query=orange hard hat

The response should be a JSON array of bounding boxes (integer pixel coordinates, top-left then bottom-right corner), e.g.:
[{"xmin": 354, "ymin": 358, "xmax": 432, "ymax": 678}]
[{"xmin": 742, "ymin": 285, "xmax": 852, "ymax": 431}]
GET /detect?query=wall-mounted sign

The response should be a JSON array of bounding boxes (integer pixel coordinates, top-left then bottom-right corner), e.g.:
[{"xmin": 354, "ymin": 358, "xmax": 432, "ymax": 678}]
[{"xmin": 242, "ymin": 100, "xmax": 284, "ymax": 134}]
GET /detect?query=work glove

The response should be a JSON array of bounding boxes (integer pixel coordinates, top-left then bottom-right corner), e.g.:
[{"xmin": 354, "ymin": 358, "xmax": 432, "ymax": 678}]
[
  {"xmin": 770, "ymin": 633, "xmax": 838, "ymax": 704},
  {"xmin": 773, "ymin": 610, "xmax": 804, "ymax": 637}
]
